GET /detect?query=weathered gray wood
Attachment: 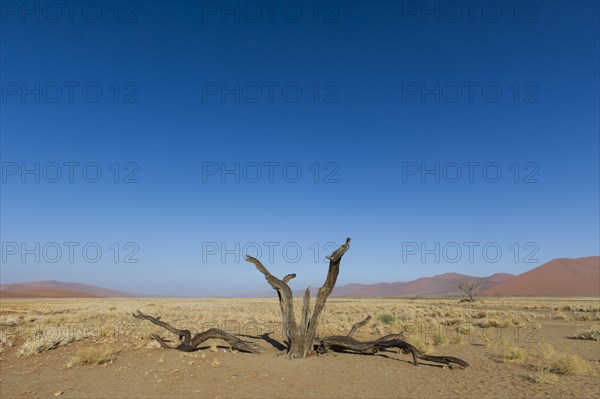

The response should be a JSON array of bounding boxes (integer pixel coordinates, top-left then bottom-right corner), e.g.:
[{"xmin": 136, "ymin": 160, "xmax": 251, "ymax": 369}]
[
  {"xmin": 296, "ymin": 238, "xmax": 351, "ymax": 358},
  {"xmin": 246, "ymin": 255, "xmax": 298, "ymax": 346},
  {"xmin": 317, "ymin": 316, "xmax": 470, "ymax": 368},
  {"xmin": 133, "ymin": 311, "xmax": 265, "ymax": 353},
  {"xmin": 248, "ymin": 238, "xmax": 352, "ymax": 359},
  {"xmin": 347, "ymin": 315, "xmax": 372, "ymax": 337}
]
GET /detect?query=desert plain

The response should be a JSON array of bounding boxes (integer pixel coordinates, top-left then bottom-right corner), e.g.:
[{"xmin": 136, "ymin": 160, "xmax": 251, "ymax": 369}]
[{"xmin": 0, "ymin": 296, "xmax": 599, "ymax": 398}]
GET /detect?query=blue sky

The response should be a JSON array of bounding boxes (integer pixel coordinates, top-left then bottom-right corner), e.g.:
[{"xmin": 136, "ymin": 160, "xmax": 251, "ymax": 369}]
[{"xmin": 1, "ymin": 1, "xmax": 598, "ymax": 296}]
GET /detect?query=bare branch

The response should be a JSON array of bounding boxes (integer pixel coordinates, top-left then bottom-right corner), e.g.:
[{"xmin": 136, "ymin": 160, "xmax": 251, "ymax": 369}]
[
  {"xmin": 347, "ymin": 315, "xmax": 372, "ymax": 337},
  {"xmin": 245, "ymin": 256, "xmax": 297, "ymax": 345},
  {"xmin": 133, "ymin": 311, "xmax": 265, "ymax": 353},
  {"xmin": 317, "ymin": 333, "xmax": 469, "ymax": 369}
]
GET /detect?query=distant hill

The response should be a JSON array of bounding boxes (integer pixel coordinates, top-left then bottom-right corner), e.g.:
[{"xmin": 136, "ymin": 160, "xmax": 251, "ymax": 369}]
[
  {"xmin": 245, "ymin": 257, "xmax": 599, "ymax": 298},
  {"xmin": 4, "ymin": 257, "xmax": 597, "ymax": 298},
  {"xmin": 332, "ymin": 272, "xmax": 514, "ymax": 297},
  {"xmin": 0, "ymin": 281, "xmax": 139, "ymax": 298},
  {"xmin": 480, "ymin": 256, "xmax": 600, "ymax": 297},
  {"xmin": 243, "ymin": 273, "xmax": 514, "ymax": 298}
]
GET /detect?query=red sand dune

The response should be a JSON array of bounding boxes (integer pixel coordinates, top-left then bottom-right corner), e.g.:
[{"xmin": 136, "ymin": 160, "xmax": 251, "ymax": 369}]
[
  {"xmin": 331, "ymin": 273, "xmax": 514, "ymax": 298},
  {"xmin": 0, "ymin": 289, "xmax": 99, "ymax": 298},
  {"xmin": 480, "ymin": 256, "xmax": 600, "ymax": 297},
  {"xmin": 3, "ymin": 257, "xmax": 597, "ymax": 298},
  {"xmin": 0, "ymin": 281, "xmax": 138, "ymax": 298}
]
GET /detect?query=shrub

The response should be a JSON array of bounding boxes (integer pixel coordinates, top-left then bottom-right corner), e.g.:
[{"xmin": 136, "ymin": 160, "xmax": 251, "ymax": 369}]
[
  {"xmin": 0, "ymin": 331, "xmax": 13, "ymax": 352},
  {"xmin": 535, "ymin": 342, "xmax": 555, "ymax": 360},
  {"xmin": 573, "ymin": 327, "xmax": 600, "ymax": 341},
  {"xmin": 501, "ymin": 344, "xmax": 527, "ymax": 364},
  {"xmin": 442, "ymin": 318, "xmax": 462, "ymax": 326},
  {"xmin": 552, "ymin": 312, "xmax": 567, "ymax": 320},
  {"xmin": 397, "ymin": 309, "xmax": 415, "ymax": 322},
  {"xmin": 454, "ymin": 323, "xmax": 471, "ymax": 336},
  {"xmin": 433, "ymin": 330, "xmax": 448, "ymax": 346},
  {"xmin": 0, "ymin": 316, "xmax": 19, "ymax": 327},
  {"xmin": 409, "ymin": 337, "xmax": 433, "ymax": 355},
  {"xmin": 19, "ymin": 334, "xmax": 81, "ymax": 356},
  {"xmin": 549, "ymin": 353, "xmax": 588, "ymax": 375},
  {"xmin": 377, "ymin": 313, "xmax": 396, "ymax": 325},
  {"xmin": 474, "ymin": 311, "xmax": 487, "ymax": 319},
  {"xmin": 527, "ymin": 368, "xmax": 558, "ymax": 384},
  {"xmin": 68, "ymin": 345, "xmax": 119, "ymax": 367},
  {"xmin": 576, "ymin": 313, "xmax": 591, "ymax": 321}
]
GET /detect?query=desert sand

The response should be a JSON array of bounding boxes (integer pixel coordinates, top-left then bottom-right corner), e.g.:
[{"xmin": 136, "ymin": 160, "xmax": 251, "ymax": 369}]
[{"xmin": 1, "ymin": 297, "xmax": 598, "ymax": 398}]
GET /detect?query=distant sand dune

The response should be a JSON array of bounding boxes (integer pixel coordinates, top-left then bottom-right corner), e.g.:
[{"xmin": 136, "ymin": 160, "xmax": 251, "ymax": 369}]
[
  {"xmin": 2, "ymin": 257, "xmax": 598, "ymax": 298},
  {"xmin": 0, "ymin": 280, "xmax": 137, "ymax": 298},
  {"xmin": 480, "ymin": 256, "xmax": 599, "ymax": 297},
  {"xmin": 0, "ymin": 289, "xmax": 100, "ymax": 298},
  {"xmin": 333, "ymin": 272, "xmax": 514, "ymax": 298}
]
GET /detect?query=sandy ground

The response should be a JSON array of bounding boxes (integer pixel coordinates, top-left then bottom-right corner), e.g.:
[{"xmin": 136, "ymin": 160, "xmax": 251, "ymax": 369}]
[{"xmin": 1, "ymin": 298, "xmax": 599, "ymax": 398}]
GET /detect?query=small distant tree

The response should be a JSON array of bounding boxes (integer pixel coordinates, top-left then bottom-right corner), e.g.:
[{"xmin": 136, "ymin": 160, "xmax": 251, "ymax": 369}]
[{"xmin": 457, "ymin": 279, "xmax": 481, "ymax": 302}]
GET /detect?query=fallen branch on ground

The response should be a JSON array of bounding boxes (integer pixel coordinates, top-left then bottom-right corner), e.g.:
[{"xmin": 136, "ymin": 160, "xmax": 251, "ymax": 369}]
[{"xmin": 132, "ymin": 311, "xmax": 265, "ymax": 353}]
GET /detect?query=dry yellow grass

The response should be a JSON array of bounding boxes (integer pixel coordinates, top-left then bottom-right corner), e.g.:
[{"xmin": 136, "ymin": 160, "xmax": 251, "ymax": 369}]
[
  {"xmin": 527, "ymin": 368, "xmax": 558, "ymax": 384},
  {"xmin": 408, "ymin": 336, "xmax": 433, "ymax": 355},
  {"xmin": 1, "ymin": 297, "xmax": 599, "ymax": 398},
  {"xmin": 500, "ymin": 344, "xmax": 528, "ymax": 364},
  {"xmin": 574, "ymin": 327, "xmax": 600, "ymax": 341},
  {"xmin": 549, "ymin": 352, "xmax": 591, "ymax": 376},
  {"xmin": 68, "ymin": 344, "xmax": 120, "ymax": 367},
  {"xmin": 1, "ymin": 296, "xmax": 598, "ymax": 356}
]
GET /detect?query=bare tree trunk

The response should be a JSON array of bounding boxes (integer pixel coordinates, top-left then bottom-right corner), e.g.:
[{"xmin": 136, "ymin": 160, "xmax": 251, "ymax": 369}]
[{"xmin": 247, "ymin": 237, "xmax": 351, "ymax": 359}]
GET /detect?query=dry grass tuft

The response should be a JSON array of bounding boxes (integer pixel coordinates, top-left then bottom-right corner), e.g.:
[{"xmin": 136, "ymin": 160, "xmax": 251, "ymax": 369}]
[
  {"xmin": 409, "ymin": 336, "xmax": 433, "ymax": 355},
  {"xmin": 527, "ymin": 368, "xmax": 558, "ymax": 384},
  {"xmin": 500, "ymin": 344, "xmax": 527, "ymax": 364},
  {"xmin": 19, "ymin": 335, "xmax": 76, "ymax": 356},
  {"xmin": 576, "ymin": 313, "xmax": 591, "ymax": 321},
  {"xmin": 376, "ymin": 313, "xmax": 396, "ymax": 325},
  {"xmin": 0, "ymin": 315, "xmax": 20, "ymax": 326},
  {"xmin": 474, "ymin": 311, "xmax": 487, "ymax": 319},
  {"xmin": 432, "ymin": 330, "xmax": 447, "ymax": 346},
  {"xmin": 552, "ymin": 311, "xmax": 568, "ymax": 320},
  {"xmin": 573, "ymin": 327, "xmax": 600, "ymax": 341},
  {"xmin": 68, "ymin": 345, "xmax": 119, "ymax": 367},
  {"xmin": 549, "ymin": 352, "xmax": 589, "ymax": 376},
  {"xmin": 535, "ymin": 342, "xmax": 556, "ymax": 360}
]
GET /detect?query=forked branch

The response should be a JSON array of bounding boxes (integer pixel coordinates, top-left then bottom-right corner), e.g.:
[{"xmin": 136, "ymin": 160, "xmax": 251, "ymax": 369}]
[{"xmin": 247, "ymin": 238, "xmax": 352, "ymax": 359}]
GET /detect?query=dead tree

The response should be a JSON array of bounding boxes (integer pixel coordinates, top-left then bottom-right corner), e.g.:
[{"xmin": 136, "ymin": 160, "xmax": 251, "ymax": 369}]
[
  {"xmin": 457, "ymin": 279, "xmax": 481, "ymax": 302},
  {"xmin": 132, "ymin": 237, "xmax": 470, "ymax": 369},
  {"xmin": 246, "ymin": 237, "xmax": 351, "ymax": 358}
]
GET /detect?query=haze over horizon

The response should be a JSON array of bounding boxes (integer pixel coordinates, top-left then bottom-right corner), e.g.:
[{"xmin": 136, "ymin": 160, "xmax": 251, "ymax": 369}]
[{"xmin": 1, "ymin": 1, "xmax": 599, "ymax": 296}]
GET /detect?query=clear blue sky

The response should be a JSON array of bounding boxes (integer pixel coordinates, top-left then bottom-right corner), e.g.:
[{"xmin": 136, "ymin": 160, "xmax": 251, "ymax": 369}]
[{"xmin": 1, "ymin": 1, "xmax": 598, "ymax": 296}]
